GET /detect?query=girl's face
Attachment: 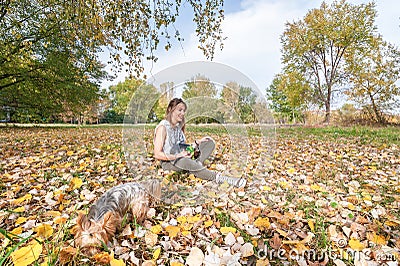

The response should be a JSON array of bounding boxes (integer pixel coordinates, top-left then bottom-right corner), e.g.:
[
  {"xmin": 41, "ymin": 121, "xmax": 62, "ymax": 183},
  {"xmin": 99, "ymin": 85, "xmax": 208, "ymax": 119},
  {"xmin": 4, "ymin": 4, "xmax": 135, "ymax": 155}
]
[{"xmin": 170, "ymin": 103, "xmax": 186, "ymax": 125}]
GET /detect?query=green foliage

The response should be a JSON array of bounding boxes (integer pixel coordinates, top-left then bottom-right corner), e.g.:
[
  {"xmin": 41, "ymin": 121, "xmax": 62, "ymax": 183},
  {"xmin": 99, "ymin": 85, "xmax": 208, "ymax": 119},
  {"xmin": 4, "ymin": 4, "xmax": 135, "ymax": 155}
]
[
  {"xmin": 182, "ymin": 75, "xmax": 219, "ymax": 124},
  {"xmin": 280, "ymin": 0, "xmax": 377, "ymax": 123},
  {"xmin": 266, "ymin": 75, "xmax": 305, "ymax": 123},
  {"xmin": 0, "ymin": 0, "xmax": 225, "ymax": 123},
  {"xmin": 345, "ymin": 37, "xmax": 400, "ymax": 124}
]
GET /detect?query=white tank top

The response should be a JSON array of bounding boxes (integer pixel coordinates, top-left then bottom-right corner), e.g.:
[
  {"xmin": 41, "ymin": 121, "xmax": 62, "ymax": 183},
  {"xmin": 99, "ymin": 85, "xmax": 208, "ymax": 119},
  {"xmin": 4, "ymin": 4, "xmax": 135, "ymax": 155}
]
[{"xmin": 155, "ymin": 120, "xmax": 186, "ymax": 155}]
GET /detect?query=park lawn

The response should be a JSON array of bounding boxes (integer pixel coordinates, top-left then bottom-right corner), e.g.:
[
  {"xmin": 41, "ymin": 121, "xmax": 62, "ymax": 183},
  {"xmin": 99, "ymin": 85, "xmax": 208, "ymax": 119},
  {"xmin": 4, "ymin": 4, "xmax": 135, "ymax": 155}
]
[{"xmin": 0, "ymin": 125, "xmax": 399, "ymax": 265}]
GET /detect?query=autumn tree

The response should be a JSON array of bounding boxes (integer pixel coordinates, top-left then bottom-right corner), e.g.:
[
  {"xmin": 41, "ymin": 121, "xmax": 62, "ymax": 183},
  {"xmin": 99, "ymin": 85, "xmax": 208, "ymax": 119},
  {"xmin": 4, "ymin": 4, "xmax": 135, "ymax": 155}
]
[
  {"xmin": 345, "ymin": 37, "xmax": 400, "ymax": 124},
  {"xmin": 0, "ymin": 0, "xmax": 225, "ymax": 121},
  {"xmin": 266, "ymin": 74, "xmax": 308, "ymax": 123},
  {"xmin": 280, "ymin": 0, "xmax": 377, "ymax": 123}
]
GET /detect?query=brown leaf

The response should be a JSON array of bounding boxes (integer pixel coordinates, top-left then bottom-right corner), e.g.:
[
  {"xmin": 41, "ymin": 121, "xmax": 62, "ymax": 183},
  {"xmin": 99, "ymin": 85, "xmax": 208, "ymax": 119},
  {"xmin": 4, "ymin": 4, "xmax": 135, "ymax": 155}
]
[{"xmin": 269, "ymin": 233, "xmax": 282, "ymax": 250}]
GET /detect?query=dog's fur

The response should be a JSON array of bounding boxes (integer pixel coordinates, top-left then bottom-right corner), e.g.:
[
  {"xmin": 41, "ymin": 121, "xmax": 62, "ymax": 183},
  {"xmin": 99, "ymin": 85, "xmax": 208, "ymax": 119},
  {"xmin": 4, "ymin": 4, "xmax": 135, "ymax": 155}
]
[{"xmin": 73, "ymin": 179, "xmax": 161, "ymax": 255}]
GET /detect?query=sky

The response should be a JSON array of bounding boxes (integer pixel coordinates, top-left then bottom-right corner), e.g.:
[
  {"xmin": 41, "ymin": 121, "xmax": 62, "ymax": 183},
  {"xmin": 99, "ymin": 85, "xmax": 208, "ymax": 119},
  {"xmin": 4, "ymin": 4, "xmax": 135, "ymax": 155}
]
[{"xmin": 101, "ymin": 0, "xmax": 400, "ymax": 104}]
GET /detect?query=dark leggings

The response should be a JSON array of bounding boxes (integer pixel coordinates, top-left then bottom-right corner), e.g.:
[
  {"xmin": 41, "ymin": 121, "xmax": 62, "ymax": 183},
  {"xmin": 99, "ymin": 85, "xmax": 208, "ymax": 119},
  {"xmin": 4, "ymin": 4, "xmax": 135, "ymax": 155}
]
[{"xmin": 160, "ymin": 138, "xmax": 217, "ymax": 181}]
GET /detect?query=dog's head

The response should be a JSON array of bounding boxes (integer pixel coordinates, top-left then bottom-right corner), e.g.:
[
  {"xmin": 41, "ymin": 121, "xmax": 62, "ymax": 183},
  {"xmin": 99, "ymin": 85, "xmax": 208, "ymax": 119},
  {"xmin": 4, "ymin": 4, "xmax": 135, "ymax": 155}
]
[
  {"xmin": 73, "ymin": 212, "xmax": 118, "ymax": 256},
  {"xmin": 141, "ymin": 179, "xmax": 161, "ymax": 202}
]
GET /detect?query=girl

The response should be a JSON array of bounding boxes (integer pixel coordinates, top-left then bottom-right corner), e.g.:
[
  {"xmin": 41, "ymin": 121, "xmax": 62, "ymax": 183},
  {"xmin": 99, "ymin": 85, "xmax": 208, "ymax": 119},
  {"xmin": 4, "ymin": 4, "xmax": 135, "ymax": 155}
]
[{"xmin": 153, "ymin": 98, "xmax": 246, "ymax": 188}]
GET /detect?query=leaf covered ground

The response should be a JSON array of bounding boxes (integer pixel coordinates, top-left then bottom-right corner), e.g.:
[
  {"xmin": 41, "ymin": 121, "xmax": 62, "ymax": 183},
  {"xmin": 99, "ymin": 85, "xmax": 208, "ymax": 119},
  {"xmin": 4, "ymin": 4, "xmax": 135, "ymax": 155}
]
[{"xmin": 0, "ymin": 126, "xmax": 399, "ymax": 266}]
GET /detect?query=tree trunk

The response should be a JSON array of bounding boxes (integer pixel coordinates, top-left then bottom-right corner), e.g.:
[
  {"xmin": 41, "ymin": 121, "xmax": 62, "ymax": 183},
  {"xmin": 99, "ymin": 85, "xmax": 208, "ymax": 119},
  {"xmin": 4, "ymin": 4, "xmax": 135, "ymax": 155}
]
[
  {"xmin": 369, "ymin": 93, "xmax": 386, "ymax": 124},
  {"xmin": 324, "ymin": 101, "xmax": 331, "ymax": 124}
]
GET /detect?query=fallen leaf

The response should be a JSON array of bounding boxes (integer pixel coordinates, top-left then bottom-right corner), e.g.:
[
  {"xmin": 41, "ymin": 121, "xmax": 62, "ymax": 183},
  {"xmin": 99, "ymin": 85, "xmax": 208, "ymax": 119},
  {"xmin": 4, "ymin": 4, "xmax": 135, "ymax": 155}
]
[
  {"xmin": 34, "ymin": 224, "xmax": 53, "ymax": 238},
  {"xmin": 11, "ymin": 239, "xmax": 42, "ymax": 266},
  {"xmin": 153, "ymin": 247, "xmax": 161, "ymax": 260},
  {"xmin": 220, "ymin": 226, "xmax": 237, "ymax": 235},
  {"xmin": 165, "ymin": 225, "xmax": 180, "ymax": 238},
  {"xmin": 348, "ymin": 239, "xmax": 366, "ymax": 251},
  {"xmin": 93, "ymin": 252, "xmax": 112, "ymax": 264},
  {"xmin": 59, "ymin": 246, "xmax": 77, "ymax": 264},
  {"xmin": 145, "ymin": 231, "xmax": 158, "ymax": 247},
  {"xmin": 366, "ymin": 232, "xmax": 387, "ymax": 245},
  {"xmin": 186, "ymin": 247, "xmax": 204, "ymax": 266},
  {"xmin": 240, "ymin": 243, "xmax": 254, "ymax": 257},
  {"xmin": 12, "ymin": 194, "xmax": 32, "ymax": 205},
  {"xmin": 254, "ymin": 217, "xmax": 270, "ymax": 230}
]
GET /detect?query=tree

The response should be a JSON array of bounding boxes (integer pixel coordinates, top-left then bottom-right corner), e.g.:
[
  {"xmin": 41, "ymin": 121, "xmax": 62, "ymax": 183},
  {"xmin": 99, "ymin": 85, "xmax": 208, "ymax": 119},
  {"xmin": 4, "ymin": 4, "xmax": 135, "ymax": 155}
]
[
  {"xmin": 1, "ymin": 0, "xmax": 225, "ymax": 121},
  {"xmin": 182, "ymin": 75, "xmax": 219, "ymax": 123},
  {"xmin": 280, "ymin": 0, "xmax": 377, "ymax": 123},
  {"xmin": 266, "ymin": 74, "xmax": 307, "ymax": 123},
  {"xmin": 1, "ymin": 0, "xmax": 224, "ymax": 81},
  {"xmin": 345, "ymin": 37, "xmax": 400, "ymax": 124},
  {"xmin": 238, "ymin": 86, "xmax": 256, "ymax": 123},
  {"xmin": 109, "ymin": 79, "xmax": 143, "ymax": 116}
]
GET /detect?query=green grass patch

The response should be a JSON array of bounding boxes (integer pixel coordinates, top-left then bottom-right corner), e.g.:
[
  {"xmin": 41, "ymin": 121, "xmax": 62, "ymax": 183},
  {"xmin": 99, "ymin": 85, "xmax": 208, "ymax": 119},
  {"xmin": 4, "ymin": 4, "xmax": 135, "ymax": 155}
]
[{"xmin": 276, "ymin": 126, "xmax": 400, "ymax": 145}]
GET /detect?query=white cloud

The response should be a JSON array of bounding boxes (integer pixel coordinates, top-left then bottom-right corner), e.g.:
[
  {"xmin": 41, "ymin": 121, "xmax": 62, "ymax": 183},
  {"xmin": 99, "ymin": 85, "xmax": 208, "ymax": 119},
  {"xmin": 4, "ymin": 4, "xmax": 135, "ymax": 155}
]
[{"xmin": 102, "ymin": 0, "xmax": 400, "ymax": 95}]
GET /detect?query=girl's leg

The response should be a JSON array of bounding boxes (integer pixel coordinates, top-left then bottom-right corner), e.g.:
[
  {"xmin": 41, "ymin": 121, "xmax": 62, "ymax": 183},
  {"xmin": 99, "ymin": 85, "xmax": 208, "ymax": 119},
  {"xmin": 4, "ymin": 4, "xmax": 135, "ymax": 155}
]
[
  {"xmin": 197, "ymin": 138, "xmax": 215, "ymax": 164},
  {"xmin": 161, "ymin": 158, "xmax": 216, "ymax": 181}
]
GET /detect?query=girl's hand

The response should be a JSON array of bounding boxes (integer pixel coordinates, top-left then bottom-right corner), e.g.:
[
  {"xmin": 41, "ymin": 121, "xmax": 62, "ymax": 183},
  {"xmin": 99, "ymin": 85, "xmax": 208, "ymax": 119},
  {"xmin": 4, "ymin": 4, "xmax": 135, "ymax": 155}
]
[{"xmin": 175, "ymin": 150, "xmax": 191, "ymax": 159}]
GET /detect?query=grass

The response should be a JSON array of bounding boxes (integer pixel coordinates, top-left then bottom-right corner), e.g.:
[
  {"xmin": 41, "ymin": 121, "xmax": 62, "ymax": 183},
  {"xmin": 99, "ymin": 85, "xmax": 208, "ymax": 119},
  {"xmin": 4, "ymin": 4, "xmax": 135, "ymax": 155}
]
[{"xmin": 276, "ymin": 125, "xmax": 400, "ymax": 145}]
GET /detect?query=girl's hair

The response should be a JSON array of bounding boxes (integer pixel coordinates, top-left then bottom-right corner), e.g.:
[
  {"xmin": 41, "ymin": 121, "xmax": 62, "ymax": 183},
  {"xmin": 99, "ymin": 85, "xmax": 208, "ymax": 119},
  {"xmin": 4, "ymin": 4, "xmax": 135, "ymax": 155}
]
[{"xmin": 165, "ymin": 98, "xmax": 187, "ymax": 132}]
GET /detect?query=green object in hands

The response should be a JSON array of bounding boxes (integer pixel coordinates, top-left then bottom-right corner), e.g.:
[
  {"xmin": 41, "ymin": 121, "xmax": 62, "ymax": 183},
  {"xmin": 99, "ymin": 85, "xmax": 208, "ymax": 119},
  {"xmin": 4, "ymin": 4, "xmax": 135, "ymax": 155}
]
[{"xmin": 186, "ymin": 145, "xmax": 195, "ymax": 158}]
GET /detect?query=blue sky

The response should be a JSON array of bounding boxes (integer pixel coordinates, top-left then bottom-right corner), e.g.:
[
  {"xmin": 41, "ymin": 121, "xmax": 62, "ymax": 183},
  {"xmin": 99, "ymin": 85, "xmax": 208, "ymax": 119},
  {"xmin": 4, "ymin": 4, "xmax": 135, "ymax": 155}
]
[{"xmin": 101, "ymin": 0, "xmax": 400, "ymax": 106}]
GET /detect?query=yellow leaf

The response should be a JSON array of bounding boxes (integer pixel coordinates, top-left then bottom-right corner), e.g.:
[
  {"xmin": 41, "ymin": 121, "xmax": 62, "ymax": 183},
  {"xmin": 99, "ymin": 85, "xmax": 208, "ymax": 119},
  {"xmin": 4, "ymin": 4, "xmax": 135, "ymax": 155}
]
[
  {"xmin": 261, "ymin": 196, "xmax": 268, "ymax": 204},
  {"xmin": 165, "ymin": 226, "xmax": 180, "ymax": 238},
  {"xmin": 153, "ymin": 247, "xmax": 161, "ymax": 260},
  {"xmin": 170, "ymin": 262, "xmax": 184, "ymax": 266},
  {"xmin": 12, "ymin": 194, "xmax": 32, "ymax": 205},
  {"xmin": 308, "ymin": 219, "xmax": 315, "ymax": 232},
  {"xmin": 261, "ymin": 186, "xmax": 272, "ymax": 191},
  {"xmin": 180, "ymin": 222, "xmax": 193, "ymax": 231},
  {"xmin": 13, "ymin": 206, "xmax": 25, "ymax": 213},
  {"xmin": 66, "ymin": 150, "xmax": 74, "ymax": 156},
  {"xmin": 68, "ymin": 177, "xmax": 83, "ymax": 191},
  {"xmin": 15, "ymin": 217, "xmax": 27, "ymax": 225},
  {"xmin": 204, "ymin": 220, "xmax": 213, "ymax": 228},
  {"xmin": 34, "ymin": 224, "xmax": 53, "ymax": 239},
  {"xmin": 187, "ymin": 215, "xmax": 201, "ymax": 223},
  {"xmin": 220, "ymin": 227, "xmax": 237, "ymax": 235},
  {"xmin": 347, "ymin": 203, "xmax": 355, "ymax": 210},
  {"xmin": 150, "ymin": 224, "xmax": 162, "ymax": 234},
  {"xmin": 254, "ymin": 217, "xmax": 270, "ymax": 230},
  {"xmin": 44, "ymin": 211, "xmax": 61, "ymax": 217},
  {"xmin": 10, "ymin": 227, "xmax": 23, "ymax": 236},
  {"xmin": 106, "ymin": 176, "xmax": 115, "ymax": 182},
  {"xmin": 11, "ymin": 240, "xmax": 42, "ymax": 266},
  {"xmin": 54, "ymin": 217, "xmax": 67, "ymax": 225},
  {"xmin": 310, "ymin": 184, "xmax": 322, "ymax": 191},
  {"xmin": 286, "ymin": 168, "xmax": 296, "ymax": 175},
  {"xmin": 110, "ymin": 257, "xmax": 126, "ymax": 266},
  {"xmin": 276, "ymin": 228, "xmax": 288, "ymax": 237},
  {"xmin": 177, "ymin": 216, "xmax": 187, "ymax": 224},
  {"xmin": 182, "ymin": 230, "xmax": 190, "ymax": 236},
  {"xmin": 279, "ymin": 181, "xmax": 290, "ymax": 189},
  {"xmin": 348, "ymin": 239, "xmax": 365, "ymax": 251},
  {"xmin": 366, "ymin": 232, "xmax": 387, "ymax": 245}
]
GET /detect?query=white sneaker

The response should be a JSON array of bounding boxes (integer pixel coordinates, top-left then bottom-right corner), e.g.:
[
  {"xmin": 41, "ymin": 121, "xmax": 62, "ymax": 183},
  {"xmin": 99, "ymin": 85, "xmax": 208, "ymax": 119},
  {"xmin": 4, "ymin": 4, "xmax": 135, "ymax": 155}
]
[{"xmin": 216, "ymin": 173, "xmax": 247, "ymax": 188}]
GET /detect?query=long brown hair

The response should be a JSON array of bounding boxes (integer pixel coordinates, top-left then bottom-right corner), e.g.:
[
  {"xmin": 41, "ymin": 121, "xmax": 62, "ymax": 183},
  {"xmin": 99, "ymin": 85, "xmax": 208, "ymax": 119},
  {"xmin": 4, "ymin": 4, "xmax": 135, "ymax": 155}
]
[{"xmin": 165, "ymin": 98, "xmax": 187, "ymax": 132}]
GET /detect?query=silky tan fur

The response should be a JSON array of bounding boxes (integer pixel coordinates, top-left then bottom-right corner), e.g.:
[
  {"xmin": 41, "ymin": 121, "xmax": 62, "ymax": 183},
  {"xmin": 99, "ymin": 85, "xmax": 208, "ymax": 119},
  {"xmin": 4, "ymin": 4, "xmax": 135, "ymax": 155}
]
[{"xmin": 74, "ymin": 179, "xmax": 161, "ymax": 255}]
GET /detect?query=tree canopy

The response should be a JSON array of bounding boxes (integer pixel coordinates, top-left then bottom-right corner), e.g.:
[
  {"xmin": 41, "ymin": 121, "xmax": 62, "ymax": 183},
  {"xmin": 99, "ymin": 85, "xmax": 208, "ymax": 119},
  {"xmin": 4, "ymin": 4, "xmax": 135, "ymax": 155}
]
[
  {"xmin": 0, "ymin": 0, "xmax": 225, "ymax": 122},
  {"xmin": 280, "ymin": 0, "xmax": 377, "ymax": 123}
]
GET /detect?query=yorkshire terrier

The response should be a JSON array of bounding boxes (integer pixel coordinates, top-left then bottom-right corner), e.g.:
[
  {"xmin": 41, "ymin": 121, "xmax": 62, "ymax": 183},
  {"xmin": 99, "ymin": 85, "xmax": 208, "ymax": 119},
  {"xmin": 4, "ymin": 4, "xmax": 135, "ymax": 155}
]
[{"xmin": 73, "ymin": 179, "xmax": 161, "ymax": 255}]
